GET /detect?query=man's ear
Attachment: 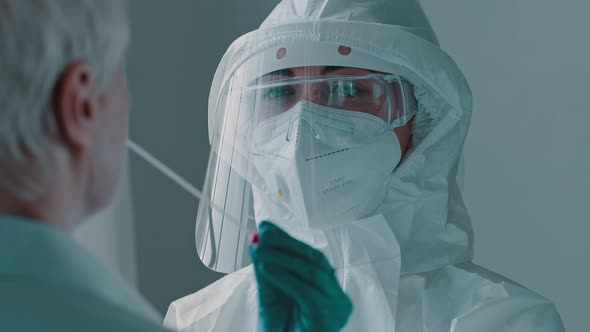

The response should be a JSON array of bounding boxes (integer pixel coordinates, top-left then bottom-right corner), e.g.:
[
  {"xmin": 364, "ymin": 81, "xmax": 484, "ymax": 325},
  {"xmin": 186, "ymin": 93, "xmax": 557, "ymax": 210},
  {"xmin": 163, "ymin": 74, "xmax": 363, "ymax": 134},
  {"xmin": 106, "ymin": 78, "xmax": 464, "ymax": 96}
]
[{"xmin": 52, "ymin": 62, "xmax": 97, "ymax": 152}]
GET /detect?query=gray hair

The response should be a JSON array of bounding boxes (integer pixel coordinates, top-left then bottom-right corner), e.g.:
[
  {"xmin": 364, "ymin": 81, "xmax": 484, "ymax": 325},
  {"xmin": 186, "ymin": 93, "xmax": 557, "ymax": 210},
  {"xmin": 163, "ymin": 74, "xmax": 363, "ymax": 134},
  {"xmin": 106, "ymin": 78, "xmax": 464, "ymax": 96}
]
[{"xmin": 0, "ymin": 0, "xmax": 129, "ymax": 200}]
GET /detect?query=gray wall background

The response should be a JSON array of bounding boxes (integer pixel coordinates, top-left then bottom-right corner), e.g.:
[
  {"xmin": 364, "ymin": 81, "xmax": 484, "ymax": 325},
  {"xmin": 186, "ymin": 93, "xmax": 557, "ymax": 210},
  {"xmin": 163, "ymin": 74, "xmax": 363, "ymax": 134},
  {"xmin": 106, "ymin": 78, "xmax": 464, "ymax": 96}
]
[
  {"xmin": 121, "ymin": 1, "xmax": 589, "ymax": 331},
  {"xmin": 421, "ymin": 2, "xmax": 590, "ymax": 332}
]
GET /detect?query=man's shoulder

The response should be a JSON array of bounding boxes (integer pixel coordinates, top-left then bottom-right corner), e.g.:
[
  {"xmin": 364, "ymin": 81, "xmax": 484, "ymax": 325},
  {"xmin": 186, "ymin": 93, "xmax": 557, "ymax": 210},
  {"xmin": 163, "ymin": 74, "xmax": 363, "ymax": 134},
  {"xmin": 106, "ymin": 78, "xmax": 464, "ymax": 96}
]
[{"xmin": 0, "ymin": 280, "xmax": 170, "ymax": 332}]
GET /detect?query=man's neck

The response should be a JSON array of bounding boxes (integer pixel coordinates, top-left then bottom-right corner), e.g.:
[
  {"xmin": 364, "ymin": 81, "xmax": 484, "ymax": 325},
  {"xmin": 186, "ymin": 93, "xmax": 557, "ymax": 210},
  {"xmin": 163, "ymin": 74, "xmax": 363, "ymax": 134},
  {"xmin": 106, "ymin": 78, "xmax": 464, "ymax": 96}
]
[{"xmin": 0, "ymin": 191, "xmax": 84, "ymax": 231}]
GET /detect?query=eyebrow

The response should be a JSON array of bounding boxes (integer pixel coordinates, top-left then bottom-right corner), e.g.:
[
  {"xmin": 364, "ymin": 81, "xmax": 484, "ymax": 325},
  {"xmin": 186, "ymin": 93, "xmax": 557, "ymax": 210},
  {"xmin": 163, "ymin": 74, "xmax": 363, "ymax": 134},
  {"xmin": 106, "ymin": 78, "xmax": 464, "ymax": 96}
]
[
  {"xmin": 263, "ymin": 69, "xmax": 293, "ymax": 77},
  {"xmin": 262, "ymin": 66, "xmax": 347, "ymax": 78},
  {"xmin": 322, "ymin": 66, "xmax": 347, "ymax": 74}
]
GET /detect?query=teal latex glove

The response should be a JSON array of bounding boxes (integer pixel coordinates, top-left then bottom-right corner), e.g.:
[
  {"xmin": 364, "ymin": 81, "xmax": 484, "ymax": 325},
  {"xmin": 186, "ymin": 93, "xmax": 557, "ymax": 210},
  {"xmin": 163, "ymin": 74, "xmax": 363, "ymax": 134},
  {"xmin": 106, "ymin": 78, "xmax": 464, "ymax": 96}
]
[{"xmin": 249, "ymin": 221, "xmax": 353, "ymax": 332}]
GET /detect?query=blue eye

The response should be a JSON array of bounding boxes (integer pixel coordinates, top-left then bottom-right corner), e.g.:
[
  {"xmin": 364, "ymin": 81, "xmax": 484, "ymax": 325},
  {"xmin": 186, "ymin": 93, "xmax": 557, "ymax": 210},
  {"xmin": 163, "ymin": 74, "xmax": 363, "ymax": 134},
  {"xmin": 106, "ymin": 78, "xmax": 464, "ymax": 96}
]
[
  {"xmin": 262, "ymin": 86, "xmax": 293, "ymax": 100},
  {"xmin": 331, "ymin": 81, "xmax": 360, "ymax": 97}
]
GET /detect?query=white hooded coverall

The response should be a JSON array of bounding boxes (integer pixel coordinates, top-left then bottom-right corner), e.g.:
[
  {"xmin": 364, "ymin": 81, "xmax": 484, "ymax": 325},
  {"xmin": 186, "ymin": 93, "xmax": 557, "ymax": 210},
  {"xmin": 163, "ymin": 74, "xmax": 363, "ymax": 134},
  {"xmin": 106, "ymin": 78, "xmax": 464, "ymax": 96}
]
[{"xmin": 165, "ymin": 0, "xmax": 566, "ymax": 331}]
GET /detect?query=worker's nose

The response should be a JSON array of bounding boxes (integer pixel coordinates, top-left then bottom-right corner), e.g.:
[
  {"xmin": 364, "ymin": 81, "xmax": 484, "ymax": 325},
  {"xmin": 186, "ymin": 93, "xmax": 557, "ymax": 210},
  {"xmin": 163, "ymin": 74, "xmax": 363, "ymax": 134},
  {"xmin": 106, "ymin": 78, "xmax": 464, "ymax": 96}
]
[{"xmin": 298, "ymin": 82, "xmax": 328, "ymax": 105}]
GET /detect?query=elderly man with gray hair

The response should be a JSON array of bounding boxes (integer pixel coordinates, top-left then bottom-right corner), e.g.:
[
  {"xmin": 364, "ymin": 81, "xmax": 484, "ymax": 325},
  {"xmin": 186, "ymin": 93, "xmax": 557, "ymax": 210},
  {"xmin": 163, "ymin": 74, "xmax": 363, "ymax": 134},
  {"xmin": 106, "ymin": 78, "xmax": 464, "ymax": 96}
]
[{"xmin": 0, "ymin": 1, "xmax": 173, "ymax": 330}]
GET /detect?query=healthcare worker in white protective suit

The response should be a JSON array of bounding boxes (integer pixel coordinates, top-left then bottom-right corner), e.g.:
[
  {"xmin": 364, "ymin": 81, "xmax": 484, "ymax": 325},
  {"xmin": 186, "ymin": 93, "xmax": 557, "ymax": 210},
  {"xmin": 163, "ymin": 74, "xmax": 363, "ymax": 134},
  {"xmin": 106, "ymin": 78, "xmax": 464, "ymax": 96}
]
[{"xmin": 165, "ymin": 0, "xmax": 566, "ymax": 331}]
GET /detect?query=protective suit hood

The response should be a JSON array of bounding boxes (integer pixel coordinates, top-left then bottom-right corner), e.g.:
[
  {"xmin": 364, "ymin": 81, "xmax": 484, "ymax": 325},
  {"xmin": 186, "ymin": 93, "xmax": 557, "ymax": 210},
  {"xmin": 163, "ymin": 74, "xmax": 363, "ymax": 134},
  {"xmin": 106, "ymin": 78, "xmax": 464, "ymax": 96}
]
[
  {"xmin": 260, "ymin": 0, "xmax": 439, "ymax": 45},
  {"xmin": 207, "ymin": 0, "xmax": 473, "ymax": 275}
]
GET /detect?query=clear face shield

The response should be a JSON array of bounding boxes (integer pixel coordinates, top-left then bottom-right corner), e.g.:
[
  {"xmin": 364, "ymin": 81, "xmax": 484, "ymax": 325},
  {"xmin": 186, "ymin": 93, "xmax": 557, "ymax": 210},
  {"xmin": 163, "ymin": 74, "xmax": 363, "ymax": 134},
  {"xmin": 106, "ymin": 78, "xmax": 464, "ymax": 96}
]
[{"xmin": 195, "ymin": 47, "xmax": 418, "ymax": 272}]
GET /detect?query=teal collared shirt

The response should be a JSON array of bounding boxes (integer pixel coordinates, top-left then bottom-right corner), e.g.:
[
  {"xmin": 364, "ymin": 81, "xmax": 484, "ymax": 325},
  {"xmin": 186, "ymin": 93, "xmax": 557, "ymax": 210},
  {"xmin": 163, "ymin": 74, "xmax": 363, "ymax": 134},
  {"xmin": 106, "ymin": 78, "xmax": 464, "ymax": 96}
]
[{"xmin": 0, "ymin": 215, "xmax": 170, "ymax": 331}]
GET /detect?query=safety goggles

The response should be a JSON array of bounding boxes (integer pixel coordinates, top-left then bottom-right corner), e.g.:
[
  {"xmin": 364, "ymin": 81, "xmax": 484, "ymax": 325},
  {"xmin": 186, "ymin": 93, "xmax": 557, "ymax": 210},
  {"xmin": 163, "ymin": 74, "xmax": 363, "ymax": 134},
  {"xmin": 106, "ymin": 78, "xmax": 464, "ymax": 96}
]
[{"xmin": 246, "ymin": 73, "xmax": 416, "ymax": 127}]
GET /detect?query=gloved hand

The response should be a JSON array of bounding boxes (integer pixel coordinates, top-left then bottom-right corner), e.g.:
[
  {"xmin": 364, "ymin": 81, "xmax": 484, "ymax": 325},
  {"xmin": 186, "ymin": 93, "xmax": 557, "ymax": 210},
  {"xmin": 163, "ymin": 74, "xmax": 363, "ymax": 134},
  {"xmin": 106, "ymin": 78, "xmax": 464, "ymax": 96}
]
[{"xmin": 249, "ymin": 221, "xmax": 353, "ymax": 332}]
